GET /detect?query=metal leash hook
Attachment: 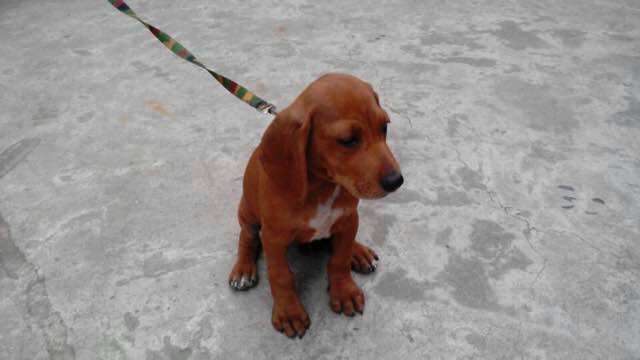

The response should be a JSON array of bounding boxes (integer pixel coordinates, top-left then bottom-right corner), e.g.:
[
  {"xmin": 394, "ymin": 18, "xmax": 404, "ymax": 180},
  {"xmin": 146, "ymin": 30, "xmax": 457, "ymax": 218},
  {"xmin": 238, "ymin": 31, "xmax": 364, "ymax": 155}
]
[{"xmin": 259, "ymin": 103, "xmax": 278, "ymax": 116}]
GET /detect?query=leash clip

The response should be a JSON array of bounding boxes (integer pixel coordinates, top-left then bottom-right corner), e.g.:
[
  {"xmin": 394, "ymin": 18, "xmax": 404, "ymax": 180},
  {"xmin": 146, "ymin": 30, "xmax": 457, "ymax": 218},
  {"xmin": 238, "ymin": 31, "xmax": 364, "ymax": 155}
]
[{"xmin": 258, "ymin": 103, "xmax": 278, "ymax": 115}]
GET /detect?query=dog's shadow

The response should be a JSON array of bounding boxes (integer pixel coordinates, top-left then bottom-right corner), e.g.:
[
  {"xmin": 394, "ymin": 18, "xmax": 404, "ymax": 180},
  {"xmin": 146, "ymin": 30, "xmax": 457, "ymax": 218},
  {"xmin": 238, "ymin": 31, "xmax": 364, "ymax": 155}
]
[
  {"xmin": 286, "ymin": 239, "xmax": 333, "ymax": 304},
  {"xmin": 249, "ymin": 239, "xmax": 333, "ymax": 314}
]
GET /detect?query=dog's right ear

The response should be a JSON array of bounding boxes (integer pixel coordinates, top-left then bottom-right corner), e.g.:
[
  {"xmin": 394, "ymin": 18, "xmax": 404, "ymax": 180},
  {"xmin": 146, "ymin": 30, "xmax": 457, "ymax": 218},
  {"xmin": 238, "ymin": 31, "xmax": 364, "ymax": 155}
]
[{"xmin": 259, "ymin": 105, "xmax": 312, "ymax": 202}]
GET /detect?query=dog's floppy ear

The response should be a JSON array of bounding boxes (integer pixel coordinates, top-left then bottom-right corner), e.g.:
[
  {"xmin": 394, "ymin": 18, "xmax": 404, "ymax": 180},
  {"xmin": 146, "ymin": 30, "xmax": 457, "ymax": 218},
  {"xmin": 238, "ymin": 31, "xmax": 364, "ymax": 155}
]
[{"xmin": 259, "ymin": 105, "xmax": 312, "ymax": 202}]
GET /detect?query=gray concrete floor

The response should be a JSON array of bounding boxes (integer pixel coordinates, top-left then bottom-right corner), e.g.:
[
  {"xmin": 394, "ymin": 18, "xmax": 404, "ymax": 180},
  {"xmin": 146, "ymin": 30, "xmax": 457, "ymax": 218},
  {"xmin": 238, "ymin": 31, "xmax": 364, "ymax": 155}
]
[{"xmin": 1, "ymin": 0, "xmax": 639, "ymax": 359}]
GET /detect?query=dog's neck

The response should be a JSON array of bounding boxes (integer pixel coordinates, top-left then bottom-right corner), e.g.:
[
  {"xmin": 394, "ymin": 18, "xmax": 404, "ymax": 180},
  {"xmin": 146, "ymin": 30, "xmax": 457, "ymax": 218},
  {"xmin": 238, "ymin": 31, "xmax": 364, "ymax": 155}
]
[
  {"xmin": 306, "ymin": 164, "xmax": 340, "ymax": 201},
  {"xmin": 309, "ymin": 167, "xmax": 332, "ymax": 182}
]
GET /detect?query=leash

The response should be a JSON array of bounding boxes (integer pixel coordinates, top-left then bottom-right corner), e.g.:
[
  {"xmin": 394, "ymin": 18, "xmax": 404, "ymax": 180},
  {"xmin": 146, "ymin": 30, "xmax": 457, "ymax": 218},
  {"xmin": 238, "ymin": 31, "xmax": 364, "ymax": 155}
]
[{"xmin": 107, "ymin": 0, "xmax": 278, "ymax": 115}]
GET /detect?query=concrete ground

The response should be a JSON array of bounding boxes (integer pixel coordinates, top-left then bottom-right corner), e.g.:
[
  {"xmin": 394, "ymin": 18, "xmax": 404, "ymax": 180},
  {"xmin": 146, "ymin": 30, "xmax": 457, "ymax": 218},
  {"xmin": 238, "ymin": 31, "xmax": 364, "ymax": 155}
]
[{"xmin": 1, "ymin": 0, "xmax": 639, "ymax": 358}]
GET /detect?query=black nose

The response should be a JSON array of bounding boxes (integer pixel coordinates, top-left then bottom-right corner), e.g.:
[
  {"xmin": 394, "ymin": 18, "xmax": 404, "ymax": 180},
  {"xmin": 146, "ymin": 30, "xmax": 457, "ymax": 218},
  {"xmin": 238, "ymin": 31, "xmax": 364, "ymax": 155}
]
[{"xmin": 380, "ymin": 171, "xmax": 404, "ymax": 193}]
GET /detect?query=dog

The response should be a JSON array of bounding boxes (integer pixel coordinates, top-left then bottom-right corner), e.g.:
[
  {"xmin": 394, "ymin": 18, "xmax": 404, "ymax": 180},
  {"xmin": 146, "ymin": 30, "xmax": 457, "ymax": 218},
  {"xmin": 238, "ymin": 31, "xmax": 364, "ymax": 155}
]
[{"xmin": 228, "ymin": 73, "xmax": 403, "ymax": 338}]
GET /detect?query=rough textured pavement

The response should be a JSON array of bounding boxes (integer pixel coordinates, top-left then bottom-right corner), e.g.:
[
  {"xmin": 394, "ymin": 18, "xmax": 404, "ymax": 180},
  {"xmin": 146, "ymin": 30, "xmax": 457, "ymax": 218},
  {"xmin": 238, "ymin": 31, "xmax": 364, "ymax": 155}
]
[{"xmin": 1, "ymin": 0, "xmax": 639, "ymax": 359}]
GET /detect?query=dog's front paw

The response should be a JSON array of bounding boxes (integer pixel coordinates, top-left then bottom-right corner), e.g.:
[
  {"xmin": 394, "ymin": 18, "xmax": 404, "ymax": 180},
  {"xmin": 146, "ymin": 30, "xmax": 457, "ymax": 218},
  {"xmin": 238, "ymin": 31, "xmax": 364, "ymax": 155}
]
[
  {"xmin": 228, "ymin": 261, "xmax": 258, "ymax": 291},
  {"xmin": 329, "ymin": 277, "xmax": 365, "ymax": 316},
  {"xmin": 272, "ymin": 298, "xmax": 311, "ymax": 339},
  {"xmin": 351, "ymin": 241, "xmax": 379, "ymax": 274}
]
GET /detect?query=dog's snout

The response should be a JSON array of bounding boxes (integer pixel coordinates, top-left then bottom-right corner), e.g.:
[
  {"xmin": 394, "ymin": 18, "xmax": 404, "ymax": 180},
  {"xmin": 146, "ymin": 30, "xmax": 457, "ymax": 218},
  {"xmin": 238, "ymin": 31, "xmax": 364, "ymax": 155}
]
[{"xmin": 380, "ymin": 171, "xmax": 404, "ymax": 193}]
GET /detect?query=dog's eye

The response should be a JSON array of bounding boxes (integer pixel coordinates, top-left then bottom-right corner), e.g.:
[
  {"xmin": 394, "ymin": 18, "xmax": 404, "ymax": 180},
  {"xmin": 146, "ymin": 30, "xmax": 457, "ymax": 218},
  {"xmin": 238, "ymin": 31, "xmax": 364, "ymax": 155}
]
[
  {"xmin": 337, "ymin": 135, "xmax": 360, "ymax": 148},
  {"xmin": 381, "ymin": 123, "xmax": 388, "ymax": 135}
]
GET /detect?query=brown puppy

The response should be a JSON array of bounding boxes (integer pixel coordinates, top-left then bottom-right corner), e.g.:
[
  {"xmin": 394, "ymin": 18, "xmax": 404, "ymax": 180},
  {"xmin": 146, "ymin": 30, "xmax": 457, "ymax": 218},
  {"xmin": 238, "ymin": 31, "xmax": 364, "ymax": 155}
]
[{"xmin": 228, "ymin": 73, "xmax": 403, "ymax": 338}]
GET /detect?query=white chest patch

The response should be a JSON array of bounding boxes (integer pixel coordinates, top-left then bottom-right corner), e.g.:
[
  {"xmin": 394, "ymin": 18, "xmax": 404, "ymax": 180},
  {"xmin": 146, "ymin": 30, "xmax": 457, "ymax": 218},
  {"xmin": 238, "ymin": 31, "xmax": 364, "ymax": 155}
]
[{"xmin": 308, "ymin": 186, "xmax": 344, "ymax": 241}]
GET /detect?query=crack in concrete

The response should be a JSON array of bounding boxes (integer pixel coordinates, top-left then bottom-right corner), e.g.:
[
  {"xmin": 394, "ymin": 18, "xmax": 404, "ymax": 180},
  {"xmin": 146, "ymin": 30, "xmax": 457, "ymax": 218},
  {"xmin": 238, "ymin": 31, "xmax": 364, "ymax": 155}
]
[
  {"xmin": 480, "ymin": 182, "xmax": 638, "ymax": 282},
  {"xmin": 445, "ymin": 147, "xmax": 638, "ymax": 287},
  {"xmin": 529, "ymin": 259, "xmax": 548, "ymax": 289},
  {"xmin": 484, "ymin": 187, "xmax": 540, "ymax": 256},
  {"xmin": 387, "ymin": 105, "xmax": 415, "ymax": 130},
  {"xmin": 0, "ymin": 138, "xmax": 41, "ymax": 180}
]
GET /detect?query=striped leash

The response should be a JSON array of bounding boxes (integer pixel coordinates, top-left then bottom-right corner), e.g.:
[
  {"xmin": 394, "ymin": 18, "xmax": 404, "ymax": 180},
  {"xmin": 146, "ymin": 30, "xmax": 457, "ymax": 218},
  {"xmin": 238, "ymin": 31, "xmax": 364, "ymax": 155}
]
[{"xmin": 107, "ymin": 0, "xmax": 277, "ymax": 115}]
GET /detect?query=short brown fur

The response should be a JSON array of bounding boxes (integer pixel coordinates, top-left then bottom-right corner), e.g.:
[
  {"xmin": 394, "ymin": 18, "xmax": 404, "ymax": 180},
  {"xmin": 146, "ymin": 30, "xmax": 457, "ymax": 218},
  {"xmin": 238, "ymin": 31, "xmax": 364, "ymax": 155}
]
[{"xmin": 228, "ymin": 73, "xmax": 402, "ymax": 338}]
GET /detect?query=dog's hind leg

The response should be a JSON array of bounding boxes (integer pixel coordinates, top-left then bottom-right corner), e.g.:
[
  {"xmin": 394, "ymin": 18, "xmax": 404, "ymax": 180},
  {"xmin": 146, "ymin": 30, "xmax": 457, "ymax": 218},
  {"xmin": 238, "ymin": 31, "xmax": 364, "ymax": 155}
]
[{"xmin": 229, "ymin": 203, "xmax": 261, "ymax": 291}]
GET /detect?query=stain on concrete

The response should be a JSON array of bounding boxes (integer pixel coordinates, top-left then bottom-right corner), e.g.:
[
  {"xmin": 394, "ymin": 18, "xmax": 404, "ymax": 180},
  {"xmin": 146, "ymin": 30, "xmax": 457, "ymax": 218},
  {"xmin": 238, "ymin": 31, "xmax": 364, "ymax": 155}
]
[
  {"xmin": 26, "ymin": 275, "xmax": 77, "ymax": 360},
  {"xmin": 32, "ymin": 104, "xmax": 59, "ymax": 126},
  {"xmin": 609, "ymin": 84, "xmax": 640, "ymax": 129},
  {"xmin": 145, "ymin": 100, "xmax": 175, "ymax": 120},
  {"xmin": 131, "ymin": 60, "xmax": 172, "ymax": 80},
  {"xmin": 142, "ymin": 252, "xmax": 198, "ymax": 278},
  {"xmin": 447, "ymin": 114, "xmax": 464, "ymax": 137},
  {"xmin": 489, "ymin": 21, "xmax": 549, "ymax": 50},
  {"xmin": 373, "ymin": 268, "xmax": 432, "ymax": 302},
  {"xmin": 72, "ymin": 49, "xmax": 91, "ymax": 56},
  {"xmin": 610, "ymin": 95, "xmax": 640, "ymax": 129},
  {"xmin": 117, "ymin": 115, "xmax": 129, "ymax": 126},
  {"xmin": 254, "ymin": 81, "xmax": 267, "ymax": 94},
  {"xmin": 144, "ymin": 318, "xmax": 214, "ymax": 360},
  {"xmin": 124, "ymin": 312, "xmax": 140, "ymax": 332},
  {"xmin": 456, "ymin": 166, "xmax": 486, "ymax": 191},
  {"xmin": 146, "ymin": 336, "xmax": 192, "ymax": 360},
  {"xmin": 432, "ymin": 221, "xmax": 528, "ymax": 311},
  {"xmin": 0, "ymin": 138, "xmax": 41, "ymax": 179},
  {"xmin": 274, "ymin": 24, "xmax": 287, "ymax": 36},
  {"xmin": 615, "ymin": 282, "xmax": 640, "ymax": 305},
  {"xmin": 399, "ymin": 44, "xmax": 428, "ymax": 58},
  {"xmin": 504, "ymin": 64, "xmax": 523, "ymax": 73},
  {"xmin": 99, "ymin": 339, "xmax": 127, "ymax": 360},
  {"xmin": 368, "ymin": 34, "xmax": 386, "ymax": 43},
  {"xmin": 369, "ymin": 212, "xmax": 397, "ymax": 246},
  {"xmin": 435, "ymin": 56, "xmax": 497, "ymax": 68},
  {"xmin": 419, "ymin": 30, "xmax": 485, "ymax": 50},
  {"xmin": 488, "ymin": 247, "xmax": 533, "ymax": 279},
  {"xmin": 378, "ymin": 60, "xmax": 439, "ymax": 79},
  {"xmin": 468, "ymin": 220, "xmax": 532, "ymax": 279},
  {"xmin": 550, "ymin": 29, "xmax": 586, "ymax": 48},
  {"xmin": 606, "ymin": 33, "xmax": 635, "ymax": 42},
  {"xmin": 435, "ymin": 227, "xmax": 453, "ymax": 246},
  {"xmin": 469, "ymin": 220, "xmax": 515, "ymax": 260},
  {"xmin": 437, "ymin": 253, "xmax": 501, "ymax": 311},
  {"xmin": 77, "ymin": 111, "xmax": 94, "ymax": 123},
  {"xmin": 189, "ymin": 317, "xmax": 215, "ymax": 360},
  {"xmin": 529, "ymin": 141, "xmax": 568, "ymax": 163},
  {"xmin": 0, "ymin": 213, "xmax": 26, "ymax": 279},
  {"xmin": 495, "ymin": 77, "xmax": 578, "ymax": 132},
  {"xmin": 0, "ymin": 209, "xmax": 78, "ymax": 359},
  {"xmin": 431, "ymin": 188, "xmax": 473, "ymax": 207},
  {"xmin": 609, "ymin": 66, "xmax": 640, "ymax": 128},
  {"xmin": 465, "ymin": 331, "xmax": 487, "ymax": 351},
  {"xmin": 615, "ymin": 247, "xmax": 640, "ymax": 280},
  {"xmin": 382, "ymin": 188, "xmax": 429, "ymax": 205},
  {"xmin": 267, "ymin": 41, "xmax": 296, "ymax": 58},
  {"xmin": 191, "ymin": 316, "xmax": 214, "ymax": 344}
]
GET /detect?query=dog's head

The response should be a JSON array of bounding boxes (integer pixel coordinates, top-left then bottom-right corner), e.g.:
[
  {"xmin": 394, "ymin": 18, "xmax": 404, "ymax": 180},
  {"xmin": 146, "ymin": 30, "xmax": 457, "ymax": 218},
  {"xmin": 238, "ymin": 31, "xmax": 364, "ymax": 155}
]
[{"xmin": 260, "ymin": 73, "xmax": 403, "ymax": 201}]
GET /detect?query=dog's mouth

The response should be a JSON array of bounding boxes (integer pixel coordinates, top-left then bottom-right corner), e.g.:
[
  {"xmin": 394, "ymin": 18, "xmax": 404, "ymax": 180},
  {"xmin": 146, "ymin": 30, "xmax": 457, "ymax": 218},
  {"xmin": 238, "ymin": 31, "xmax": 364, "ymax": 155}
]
[
  {"xmin": 332, "ymin": 175, "xmax": 387, "ymax": 200},
  {"xmin": 360, "ymin": 191, "xmax": 389, "ymax": 200}
]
